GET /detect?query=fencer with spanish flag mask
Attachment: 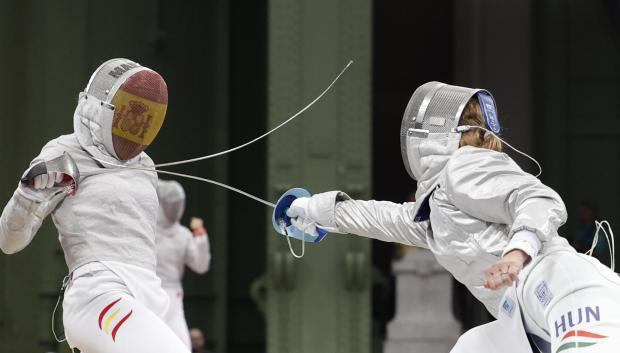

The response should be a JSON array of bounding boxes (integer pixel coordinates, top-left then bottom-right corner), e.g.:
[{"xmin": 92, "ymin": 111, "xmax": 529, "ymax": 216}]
[
  {"xmin": 78, "ymin": 58, "xmax": 168, "ymax": 161},
  {"xmin": 0, "ymin": 59, "xmax": 192, "ymax": 352}
]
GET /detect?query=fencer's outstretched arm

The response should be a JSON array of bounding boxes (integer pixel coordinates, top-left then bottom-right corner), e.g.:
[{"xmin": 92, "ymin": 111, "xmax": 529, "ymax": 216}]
[
  {"xmin": 444, "ymin": 147, "xmax": 567, "ymax": 257},
  {"xmin": 336, "ymin": 199, "xmax": 428, "ymax": 247},
  {"xmin": 0, "ymin": 142, "xmax": 67, "ymax": 254},
  {"xmin": 294, "ymin": 191, "xmax": 429, "ymax": 248},
  {"xmin": 185, "ymin": 218, "xmax": 211, "ymax": 274}
]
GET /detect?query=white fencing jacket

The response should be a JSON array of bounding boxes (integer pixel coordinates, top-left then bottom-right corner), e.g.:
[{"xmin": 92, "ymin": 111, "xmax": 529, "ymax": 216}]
[
  {"xmin": 306, "ymin": 146, "xmax": 572, "ymax": 316},
  {"xmin": 0, "ymin": 94, "xmax": 159, "ymax": 272}
]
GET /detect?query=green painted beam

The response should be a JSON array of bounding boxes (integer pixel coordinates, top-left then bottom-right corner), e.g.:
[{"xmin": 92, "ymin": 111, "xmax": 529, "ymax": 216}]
[{"xmin": 266, "ymin": 0, "xmax": 372, "ymax": 352}]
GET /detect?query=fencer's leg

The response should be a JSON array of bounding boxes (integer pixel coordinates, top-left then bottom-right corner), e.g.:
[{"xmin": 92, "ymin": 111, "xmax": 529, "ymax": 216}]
[
  {"xmin": 451, "ymin": 285, "xmax": 534, "ymax": 353},
  {"xmin": 63, "ymin": 274, "xmax": 189, "ymax": 353},
  {"xmin": 450, "ymin": 320, "xmax": 527, "ymax": 353},
  {"xmin": 450, "ymin": 325, "xmax": 482, "ymax": 353},
  {"xmin": 64, "ymin": 290, "xmax": 189, "ymax": 353},
  {"xmin": 546, "ymin": 287, "xmax": 620, "ymax": 352},
  {"xmin": 544, "ymin": 256, "xmax": 620, "ymax": 353},
  {"xmin": 163, "ymin": 288, "xmax": 192, "ymax": 348}
]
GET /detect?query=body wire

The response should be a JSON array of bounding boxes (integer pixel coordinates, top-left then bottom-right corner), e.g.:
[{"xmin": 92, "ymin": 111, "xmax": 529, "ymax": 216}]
[
  {"xmin": 84, "ymin": 60, "xmax": 355, "ymax": 207},
  {"xmin": 85, "ymin": 165, "xmax": 275, "ymax": 208},
  {"xmin": 586, "ymin": 220, "xmax": 616, "ymax": 272},
  {"xmin": 88, "ymin": 164, "xmax": 313, "ymax": 257},
  {"xmin": 81, "ymin": 60, "xmax": 354, "ymax": 258},
  {"xmin": 153, "ymin": 60, "xmax": 353, "ymax": 168},
  {"xmin": 456, "ymin": 125, "xmax": 543, "ymax": 177}
]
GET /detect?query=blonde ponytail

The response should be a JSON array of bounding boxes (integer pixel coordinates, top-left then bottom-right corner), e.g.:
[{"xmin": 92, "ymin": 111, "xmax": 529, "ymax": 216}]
[{"xmin": 458, "ymin": 97, "xmax": 502, "ymax": 152}]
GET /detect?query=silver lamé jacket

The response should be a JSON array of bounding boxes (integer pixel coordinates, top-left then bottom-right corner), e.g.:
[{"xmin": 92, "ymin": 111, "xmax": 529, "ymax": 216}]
[{"xmin": 307, "ymin": 146, "xmax": 572, "ymax": 316}]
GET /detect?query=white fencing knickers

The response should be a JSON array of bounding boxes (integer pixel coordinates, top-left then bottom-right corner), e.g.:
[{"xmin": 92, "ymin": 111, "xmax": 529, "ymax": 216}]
[
  {"xmin": 162, "ymin": 286, "xmax": 191, "ymax": 348},
  {"xmin": 62, "ymin": 261, "xmax": 190, "ymax": 353},
  {"xmin": 519, "ymin": 251, "xmax": 620, "ymax": 353}
]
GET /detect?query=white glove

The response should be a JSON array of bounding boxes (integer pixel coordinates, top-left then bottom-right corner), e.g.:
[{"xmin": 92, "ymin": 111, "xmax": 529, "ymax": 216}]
[
  {"xmin": 32, "ymin": 172, "xmax": 63, "ymax": 190},
  {"xmin": 286, "ymin": 197, "xmax": 310, "ymax": 219},
  {"xmin": 285, "ymin": 193, "xmax": 344, "ymax": 234},
  {"xmin": 290, "ymin": 217, "xmax": 318, "ymax": 236},
  {"xmin": 286, "ymin": 197, "xmax": 318, "ymax": 235}
]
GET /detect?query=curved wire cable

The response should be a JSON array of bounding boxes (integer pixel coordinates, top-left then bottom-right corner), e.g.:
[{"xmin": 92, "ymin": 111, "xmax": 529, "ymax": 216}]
[
  {"xmin": 86, "ymin": 161, "xmax": 275, "ymax": 208},
  {"xmin": 587, "ymin": 220, "xmax": 616, "ymax": 272},
  {"xmin": 456, "ymin": 125, "xmax": 543, "ymax": 177},
  {"xmin": 153, "ymin": 60, "xmax": 353, "ymax": 168}
]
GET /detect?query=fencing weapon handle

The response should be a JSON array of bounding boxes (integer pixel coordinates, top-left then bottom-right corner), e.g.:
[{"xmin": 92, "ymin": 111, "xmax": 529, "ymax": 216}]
[
  {"xmin": 20, "ymin": 153, "xmax": 80, "ymax": 196},
  {"xmin": 272, "ymin": 188, "xmax": 330, "ymax": 244}
]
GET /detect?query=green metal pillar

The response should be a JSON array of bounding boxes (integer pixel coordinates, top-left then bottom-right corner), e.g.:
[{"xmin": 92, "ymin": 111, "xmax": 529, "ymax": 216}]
[{"xmin": 266, "ymin": 0, "xmax": 373, "ymax": 352}]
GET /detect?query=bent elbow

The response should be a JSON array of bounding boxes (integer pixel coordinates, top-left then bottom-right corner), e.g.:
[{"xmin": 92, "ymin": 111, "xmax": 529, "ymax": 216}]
[
  {"xmin": 196, "ymin": 256, "xmax": 212, "ymax": 274},
  {"xmin": 195, "ymin": 262, "xmax": 210, "ymax": 274}
]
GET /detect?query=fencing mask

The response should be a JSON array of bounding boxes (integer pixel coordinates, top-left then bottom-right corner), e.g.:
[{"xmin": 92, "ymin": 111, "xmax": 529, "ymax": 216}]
[
  {"xmin": 400, "ymin": 81, "xmax": 500, "ymax": 180},
  {"xmin": 83, "ymin": 58, "xmax": 168, "ymax": 161},
  {"xmin": 157, "ymin": 179, "xmax": 186, "ymax": 226}
]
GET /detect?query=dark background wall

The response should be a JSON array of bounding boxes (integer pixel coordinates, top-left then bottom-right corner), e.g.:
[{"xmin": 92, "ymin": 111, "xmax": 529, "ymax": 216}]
[{"xmin": 537, "ymin": 0, "xmax": 620, "ymax": 264}]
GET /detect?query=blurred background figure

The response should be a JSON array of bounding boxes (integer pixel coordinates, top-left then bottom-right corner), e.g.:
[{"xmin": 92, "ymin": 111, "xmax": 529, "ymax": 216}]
[
  {"xmin": 156, "ymin": 180, "xmax": 212, "ymax": 349},
  {"xmin": 573, "ymin": 201, "xmax": 598, "ymax": 252},
  {"xmin": 190, "ymin": 327, "xmax": 212, "ymax": 353}
]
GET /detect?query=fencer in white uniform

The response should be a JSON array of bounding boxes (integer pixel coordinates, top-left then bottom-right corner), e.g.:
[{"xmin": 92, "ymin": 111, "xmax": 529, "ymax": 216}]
[
  {"xmin": 155, "ymin": 179, "xmax": 211, "ymax": 348},
  {"xmin": 0, "ymin": 58, "xmax": 191, "ymax": 352},
  {"xmin": 286, "ymin": 82, "xmax": 620, "ymax": 353}
]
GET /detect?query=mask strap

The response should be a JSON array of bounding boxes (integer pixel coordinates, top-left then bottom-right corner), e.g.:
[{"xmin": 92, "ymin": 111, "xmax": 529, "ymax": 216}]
[
  {"xmin": 476, "ymin": 91, "xmax": 501, "ymax": 134},
  {"xmin": 455, "ymin": 125, "xmax": 542, "ymax": 178}
]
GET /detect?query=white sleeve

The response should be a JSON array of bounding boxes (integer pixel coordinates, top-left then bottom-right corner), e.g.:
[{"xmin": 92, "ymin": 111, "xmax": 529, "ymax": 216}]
[
  {"xmin": 306, "ymin": 191, "xmax": 428, "ymax": 248},
  {"xmin": 0, "ymin": 139, "xmax": 68, "ymax": 254},
  {"xmin": 184, "ymin": 228, "xmax": 211, "ymax": 274},
  {"xmin": 335, "ymin": 199, "xmax": 429, "ymax": 247},
  {"xmin": 502, "ymin": 229, "xmax": 541, "ymax": 259},
  {"xmin": 0, "ymin": 185, "xmax": 64, "ymax": 254}
]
